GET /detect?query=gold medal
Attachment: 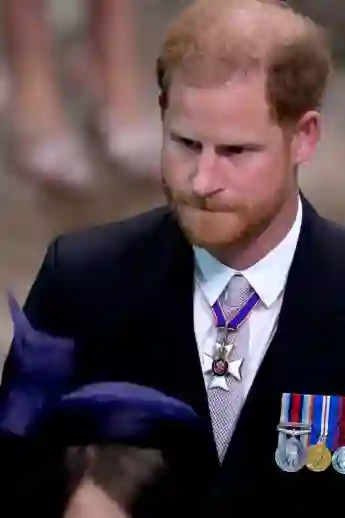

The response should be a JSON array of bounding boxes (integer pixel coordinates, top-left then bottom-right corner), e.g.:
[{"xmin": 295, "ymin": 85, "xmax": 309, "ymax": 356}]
[{"xmin": 306, "ymin": 442, "xmax": 332, "ymax": 472}]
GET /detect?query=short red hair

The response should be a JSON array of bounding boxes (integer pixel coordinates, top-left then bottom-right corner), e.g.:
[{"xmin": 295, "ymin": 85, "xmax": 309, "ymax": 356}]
[{"xmin": 157, "ymin": 0, "xmax": 332, "ymax": 123}]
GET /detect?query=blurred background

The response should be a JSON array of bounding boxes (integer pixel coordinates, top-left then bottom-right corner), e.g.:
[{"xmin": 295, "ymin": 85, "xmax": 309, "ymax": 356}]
[{"xmin": 0, "ymin": 0, "xmax": 344, "ymax": 367}]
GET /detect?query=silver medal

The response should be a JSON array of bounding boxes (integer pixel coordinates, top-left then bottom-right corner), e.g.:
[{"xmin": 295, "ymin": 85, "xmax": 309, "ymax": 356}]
[
  {"xmin": 332, "ymin": 446, "xmax": 345, "ymax": 474},
  {"xmin": 275, "ymin": 435, "xmax": 306, "ymax": 473}
]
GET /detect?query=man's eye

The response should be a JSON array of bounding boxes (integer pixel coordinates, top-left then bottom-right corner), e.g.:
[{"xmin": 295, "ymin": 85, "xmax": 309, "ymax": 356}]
[
  {"xmin": 174, "ymin": 135, "xmax": 202, "ymax": 152},
  {"xmin": 217, "ymin": 145, "xmax": 245, "ymax": 156},
  {"xmin": 183, "ymin": 138, "xmax": 201, "ymax": 151}
]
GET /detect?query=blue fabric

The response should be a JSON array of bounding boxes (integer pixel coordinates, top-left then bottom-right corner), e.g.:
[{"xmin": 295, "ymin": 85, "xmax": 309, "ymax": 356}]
[
  {"xmin": 46, "ymin": 382, "xmax": 200, "ymax": 446},
  {"xmin": 0, "ymin": 294, "xmax": 75, "ymax": 437},
  {"xmin": 62, "ymin": 381, "xmax": 197, "ymax": 419}
]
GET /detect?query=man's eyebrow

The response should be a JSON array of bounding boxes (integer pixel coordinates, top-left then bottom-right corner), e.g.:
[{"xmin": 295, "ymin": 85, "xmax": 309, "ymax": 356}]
[
  {"xmin": 216, "ymin": 142, "xmax": 265, "ymax": 152},
  {"xmin": 170, "ymin": 130, "xmax": 199, "ymax": 141},
  {"xmin": 170, "ymin": 130, "xmax": 265, "ymax": 150}
]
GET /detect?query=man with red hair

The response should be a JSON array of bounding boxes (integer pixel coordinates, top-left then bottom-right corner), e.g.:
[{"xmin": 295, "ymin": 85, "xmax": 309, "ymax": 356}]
[{"xmin": 2, "ymin": 1, "xmax": 345, "ymax": 516}]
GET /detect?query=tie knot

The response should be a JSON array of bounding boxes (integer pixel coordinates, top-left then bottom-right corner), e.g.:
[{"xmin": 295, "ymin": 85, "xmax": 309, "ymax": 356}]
[{"xmin": 222, "ymin": 274, "xmax": 252, "ymax": 314}]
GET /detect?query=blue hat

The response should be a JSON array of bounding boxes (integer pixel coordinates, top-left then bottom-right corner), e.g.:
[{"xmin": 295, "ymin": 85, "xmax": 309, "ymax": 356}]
[{"xmin": 39, "ymin": 381, "xmax": 201, "ymax": 451}]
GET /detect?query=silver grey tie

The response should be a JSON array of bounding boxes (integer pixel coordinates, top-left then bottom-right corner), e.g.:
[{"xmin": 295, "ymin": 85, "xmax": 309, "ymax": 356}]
[{"xmin": 207, "ymin": 274, "xmax": 254, "ymax": 462}]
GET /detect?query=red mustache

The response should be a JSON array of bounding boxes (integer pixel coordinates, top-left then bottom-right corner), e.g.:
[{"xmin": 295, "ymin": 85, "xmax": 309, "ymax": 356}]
[
  {"xmin": 168, "ymin": 190, "xmax": 234, "ymax": 213},
  {"xmin": 162, "ymin": 176, "xmax": 235, "ymax": 213}
]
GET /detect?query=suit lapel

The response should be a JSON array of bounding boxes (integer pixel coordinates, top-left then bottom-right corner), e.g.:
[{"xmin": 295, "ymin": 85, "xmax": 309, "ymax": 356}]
[{"xmin": 146, "ymin": 214, "xmax": 211, "ymax": 417}]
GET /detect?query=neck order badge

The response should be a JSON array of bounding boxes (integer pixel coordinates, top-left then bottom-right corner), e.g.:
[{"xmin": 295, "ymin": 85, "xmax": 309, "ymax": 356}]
[{"xmin": 204, "ymin": 290, "xmax": 259, "ymax": 391}]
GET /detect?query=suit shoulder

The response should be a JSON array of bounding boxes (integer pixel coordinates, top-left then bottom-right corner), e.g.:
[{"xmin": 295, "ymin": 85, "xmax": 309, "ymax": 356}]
[
  {"xmin": 320, "ymin": 216, "xmax": 345, "ymax": 255},
  {"xmin": 316, "ymin": 216, "xmax": 345, "ymax": 298},
  {"xmin": 52, "ymin": 205, "xmax": 171, "ymax": 268}
]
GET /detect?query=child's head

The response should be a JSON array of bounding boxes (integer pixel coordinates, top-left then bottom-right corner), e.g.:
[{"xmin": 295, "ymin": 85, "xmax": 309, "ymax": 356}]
[
  {"xmin": 26, "ymin": 382, "xmax": 205, "ymax": 518},
  {"xmin": 63, "ymin": 444, "xmax": 165, "ymax": 518}
]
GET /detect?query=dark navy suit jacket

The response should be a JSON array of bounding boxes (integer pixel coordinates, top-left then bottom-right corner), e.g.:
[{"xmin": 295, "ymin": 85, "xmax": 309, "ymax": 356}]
[{"xmin": 2, "ymin": 197, "xmax": 345, "ymax": 516}]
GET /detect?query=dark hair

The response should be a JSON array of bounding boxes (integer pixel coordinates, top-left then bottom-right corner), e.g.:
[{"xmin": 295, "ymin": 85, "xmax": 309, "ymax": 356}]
[
  {"xmin": 64, "ymin": 444, "xmax": 165, "ymax": 514},
  {"xmin": 20, "ymin": 435, "xmax": 203, "ymax": 518}
]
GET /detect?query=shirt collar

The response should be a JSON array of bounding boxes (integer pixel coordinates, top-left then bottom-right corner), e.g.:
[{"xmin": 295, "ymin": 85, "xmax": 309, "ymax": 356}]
[{"xmin": 194, "ymin": 196, "xmax": 303, "ymax": 308}]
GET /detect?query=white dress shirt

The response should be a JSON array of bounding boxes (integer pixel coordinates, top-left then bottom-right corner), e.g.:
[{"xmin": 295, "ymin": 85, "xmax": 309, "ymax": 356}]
[{"xmin": 193, "ymin": 197, "xmax": 303, "ymax": 397}]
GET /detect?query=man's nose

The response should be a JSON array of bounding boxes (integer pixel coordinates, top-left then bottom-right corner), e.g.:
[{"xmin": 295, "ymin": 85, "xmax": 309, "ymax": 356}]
[{"xmin": 191, "ymin": 148, "xmax": 224, "ymax": 197}]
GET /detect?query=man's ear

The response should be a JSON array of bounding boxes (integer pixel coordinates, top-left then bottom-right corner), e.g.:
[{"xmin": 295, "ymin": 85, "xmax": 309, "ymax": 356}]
[{"xmin": 291, "ymin": 110, "xmax": 321, "ymax": 166}]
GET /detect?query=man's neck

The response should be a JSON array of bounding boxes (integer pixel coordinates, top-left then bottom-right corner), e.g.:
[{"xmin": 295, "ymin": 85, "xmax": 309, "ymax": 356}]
[{"xmin": 206, "ymin": 194, "xmax": 300, "ymax": 270}]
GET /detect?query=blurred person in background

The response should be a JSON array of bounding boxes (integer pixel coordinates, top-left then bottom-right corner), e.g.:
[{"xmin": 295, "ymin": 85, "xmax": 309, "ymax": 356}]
[
  {"xmin": 2, "ymin": 0, "xmax": 345, "ymax": 517},
  {"xmin": 2, "ymin": 0, "xmax": 160, "ymax": 191}
]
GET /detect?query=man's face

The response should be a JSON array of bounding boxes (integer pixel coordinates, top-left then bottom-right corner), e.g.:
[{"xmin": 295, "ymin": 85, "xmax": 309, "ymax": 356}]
[
  {"xmin": 65, "ymin": 480, "xmax": 127, "ymax": 518},
  {"xmin": 161, "ymin": 71, "xmax": 311, "ymax": 250}
]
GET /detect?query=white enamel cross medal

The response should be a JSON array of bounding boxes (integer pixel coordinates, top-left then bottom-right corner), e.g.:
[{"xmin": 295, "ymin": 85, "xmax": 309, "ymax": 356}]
[{"xmin": 204, "ymin": 341, "xmax": 244, "ymax": 391}]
